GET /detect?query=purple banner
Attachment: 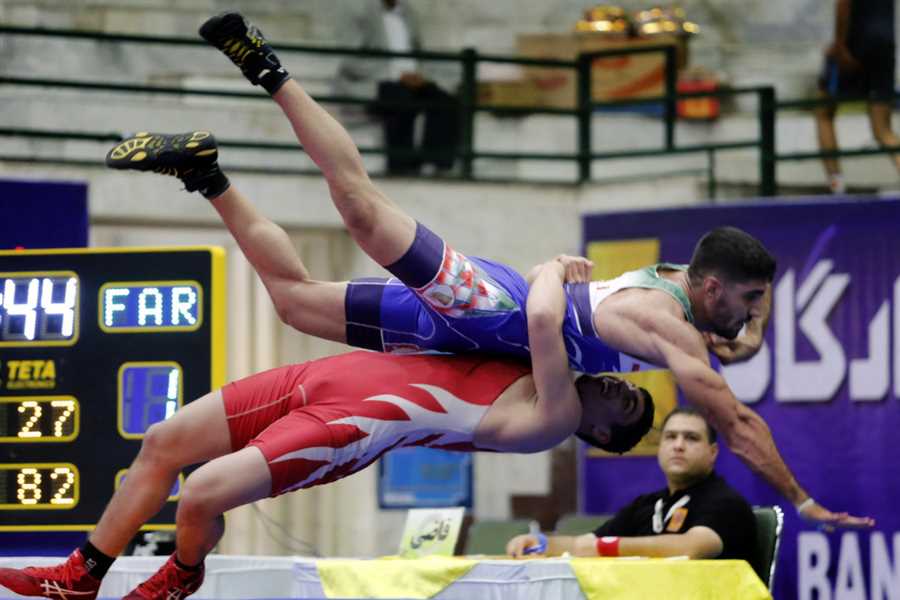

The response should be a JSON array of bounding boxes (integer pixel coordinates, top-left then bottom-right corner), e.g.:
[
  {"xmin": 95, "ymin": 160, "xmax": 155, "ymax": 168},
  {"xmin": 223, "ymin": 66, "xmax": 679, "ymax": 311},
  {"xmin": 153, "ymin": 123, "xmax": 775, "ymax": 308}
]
[
  {"xmin": 0, "ymin": 178, "xmax": 88, "ymax": 249},
  {"xmin": 580, "ymin": 197, "xmax": 900, "ymax": 600}
]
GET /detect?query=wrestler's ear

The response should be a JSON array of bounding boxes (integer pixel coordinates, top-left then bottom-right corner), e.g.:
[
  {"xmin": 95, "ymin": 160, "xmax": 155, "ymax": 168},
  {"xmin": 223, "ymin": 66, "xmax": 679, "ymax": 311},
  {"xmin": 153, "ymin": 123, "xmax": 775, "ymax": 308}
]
[
  {"xmin": 593, "ymin": 425, "xmax": 611, "ymax": 444},
  {"xmin": 703, "ymin": 275, "xmax": 723, "ymax": 299}
]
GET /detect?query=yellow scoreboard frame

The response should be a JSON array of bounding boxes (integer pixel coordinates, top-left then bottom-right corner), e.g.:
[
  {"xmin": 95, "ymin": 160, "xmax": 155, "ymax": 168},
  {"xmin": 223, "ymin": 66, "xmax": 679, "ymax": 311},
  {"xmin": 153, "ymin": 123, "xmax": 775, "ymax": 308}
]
[{"xmin": 0, "ymin": 246, "xmax": 226, "ymax": 531}]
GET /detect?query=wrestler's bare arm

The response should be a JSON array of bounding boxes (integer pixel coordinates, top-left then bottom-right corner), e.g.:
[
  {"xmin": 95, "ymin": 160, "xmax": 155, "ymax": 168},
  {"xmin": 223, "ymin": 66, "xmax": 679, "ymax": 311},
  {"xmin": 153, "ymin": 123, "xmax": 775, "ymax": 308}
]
[
  {"xmin": 646, "ymin": 316, "xmax": 874, "ymax": 528},
  {"xmin": 483, "ymin": 261, "xmax": 581, "ymax": 452},
  {"xmin": 524, "ymin": 254, "xmax": 595, "ymax": 286},
  {"xmin": 645, "ymin": 319, "xmax": 803, "ymax": 502},
  {"xmin": 526, "ymin": 261, "xmax": 582, "ymax": 423}
]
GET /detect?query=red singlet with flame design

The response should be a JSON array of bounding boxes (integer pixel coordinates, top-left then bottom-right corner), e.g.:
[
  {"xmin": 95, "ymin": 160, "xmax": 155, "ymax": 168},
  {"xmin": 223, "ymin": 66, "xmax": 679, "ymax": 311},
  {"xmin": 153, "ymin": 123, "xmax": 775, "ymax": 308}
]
[{"xmin": 222, "ymin": 351, "xmax": 530, "ymax": 496}]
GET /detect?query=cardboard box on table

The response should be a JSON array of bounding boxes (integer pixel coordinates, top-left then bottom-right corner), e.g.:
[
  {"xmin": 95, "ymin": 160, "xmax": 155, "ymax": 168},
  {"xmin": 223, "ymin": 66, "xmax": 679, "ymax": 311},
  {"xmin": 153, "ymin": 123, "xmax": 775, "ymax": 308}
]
[
  {"xmin": 477, "ymin": 79, "xmax": 542, "ymax": 109},
  {"xmin": 516, "ymin": 32, "xmax": 687, "ymax": 109}
]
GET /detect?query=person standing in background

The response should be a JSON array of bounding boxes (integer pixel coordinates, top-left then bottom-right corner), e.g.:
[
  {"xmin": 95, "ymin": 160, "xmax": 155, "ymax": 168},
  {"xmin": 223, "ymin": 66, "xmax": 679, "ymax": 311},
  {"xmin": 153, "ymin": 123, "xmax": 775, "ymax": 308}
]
[
  {"xmin": 815, "ymin": 0, "xmax": 900, "ymax": 194},
  {"xmin": 334, "ymin": 0, "xmax": 460, "ymax": 175}
]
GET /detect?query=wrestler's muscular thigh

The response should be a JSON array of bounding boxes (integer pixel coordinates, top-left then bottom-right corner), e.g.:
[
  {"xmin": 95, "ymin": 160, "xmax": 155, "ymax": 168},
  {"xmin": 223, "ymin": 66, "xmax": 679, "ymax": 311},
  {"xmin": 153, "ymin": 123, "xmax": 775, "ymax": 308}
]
[
  {"xmin": 276, "ymin": 279, "xmax": 350, "ymax": 344},
  {"xmin": 272, "ymin": 80, "xmax": 418, "ymax": 267},
  {"xmin": 145, "ymin": 390, "xmax": 234, "ymax": 465},
  {"xmin": 329, "ymin": 179, "xmax": 418, "ymax": 268}
]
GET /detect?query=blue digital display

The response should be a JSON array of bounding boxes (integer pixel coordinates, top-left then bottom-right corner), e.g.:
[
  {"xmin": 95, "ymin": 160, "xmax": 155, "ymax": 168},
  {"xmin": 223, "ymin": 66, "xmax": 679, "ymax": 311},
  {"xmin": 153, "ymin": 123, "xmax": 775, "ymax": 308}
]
[
  {"xmin": 0, "ymin": 275, "xmax": 79, "ymax": 345},
  {"xmin": 379, "ymin": 447, "xmax": 472, "ymax": 509},
  {"xmin": 100, "ymin": 282, "xmax": 201, "ymax": 332},
  {"xmin": 118, "ymin": 363, "xmax": 182, "ymax": 438}
]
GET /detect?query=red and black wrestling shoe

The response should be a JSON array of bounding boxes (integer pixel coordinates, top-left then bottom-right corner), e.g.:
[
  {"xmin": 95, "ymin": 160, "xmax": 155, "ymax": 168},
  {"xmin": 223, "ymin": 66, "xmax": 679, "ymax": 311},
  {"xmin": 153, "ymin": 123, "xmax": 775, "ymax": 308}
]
[
  {"xmin": 122, "ymin": 554, "xmax": 204, "ymax": 600},
  {"xmin": 0, "ymin": 549, "xmax": 101, "ymax": 600}
]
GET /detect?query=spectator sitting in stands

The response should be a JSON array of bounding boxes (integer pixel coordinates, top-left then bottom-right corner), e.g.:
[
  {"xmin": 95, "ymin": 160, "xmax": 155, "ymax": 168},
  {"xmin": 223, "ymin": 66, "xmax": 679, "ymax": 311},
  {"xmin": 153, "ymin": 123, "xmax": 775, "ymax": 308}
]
[
  {"xmin": 334, "ymin": 0, "xmax": 460, "ymax": 176},
  {"xmin": 507, "ymin": 407, "xmax": 757, "ymax": 562},
  {"xmin": 815, "ymin": 0, "xmax": 900, "ymax": 194}
]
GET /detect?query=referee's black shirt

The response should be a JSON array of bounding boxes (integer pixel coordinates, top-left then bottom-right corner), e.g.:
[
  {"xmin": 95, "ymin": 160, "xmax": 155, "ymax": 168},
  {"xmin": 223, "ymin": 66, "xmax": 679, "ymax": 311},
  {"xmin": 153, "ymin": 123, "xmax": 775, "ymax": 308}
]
[{"xmin": 592, "ymin": 472, "xmax": 757, "ymax": 563}]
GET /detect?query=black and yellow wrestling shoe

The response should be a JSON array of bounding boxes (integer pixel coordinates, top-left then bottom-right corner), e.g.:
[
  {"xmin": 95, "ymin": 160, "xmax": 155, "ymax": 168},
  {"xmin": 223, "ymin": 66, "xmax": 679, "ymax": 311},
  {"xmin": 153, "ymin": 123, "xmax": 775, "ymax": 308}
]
[
  {"xmin": 199, "ymin": 12, "xmax": 290, "ymax": 95},
  {"xmin": 105, "ymin": 131, "xmax": 231, "ymax": 199}
]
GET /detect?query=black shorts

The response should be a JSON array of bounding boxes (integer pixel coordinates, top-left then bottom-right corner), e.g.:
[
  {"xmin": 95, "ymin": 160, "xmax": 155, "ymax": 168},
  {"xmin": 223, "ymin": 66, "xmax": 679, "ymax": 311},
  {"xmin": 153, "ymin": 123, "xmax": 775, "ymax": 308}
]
[{"xmin": 819, "ymin": 43, "xmax": 896, "ymax": 102}]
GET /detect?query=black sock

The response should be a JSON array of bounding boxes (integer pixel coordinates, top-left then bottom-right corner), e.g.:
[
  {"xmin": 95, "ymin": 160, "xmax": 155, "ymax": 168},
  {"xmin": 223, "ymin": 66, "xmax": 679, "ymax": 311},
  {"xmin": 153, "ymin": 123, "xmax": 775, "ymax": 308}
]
[
  {"xmin": 259, "ymin": 70, "xmax": 290, "ymax": 96},
  {"xmin": 195, "ymin": 168, "xmax": 231, "ymax": 200},
  {"xmin": 79, "ymin": 541, "xmax": 114, "ymax": 579},
  {"xmin": 174, "ymin": 555, "xmax": 203, "ymax": 572},
  {"xmin": 182, "ymin": 164, "xmax": 231, "ymax": 199}
]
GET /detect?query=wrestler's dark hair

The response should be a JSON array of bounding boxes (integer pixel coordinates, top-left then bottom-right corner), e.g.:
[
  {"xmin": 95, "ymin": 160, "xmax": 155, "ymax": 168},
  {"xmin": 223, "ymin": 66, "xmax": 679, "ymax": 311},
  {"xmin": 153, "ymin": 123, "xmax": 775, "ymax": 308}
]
[
  {"xmin": 687, "ymin": 226, "xmax": 776, "ymax": 285},
  {"xmin": 661, "ymin": 406, "xmax": 717, "ymax": 443},
  {"xmin": 576, "ymin": 387, "xmax": 655, "ymax": 454}
]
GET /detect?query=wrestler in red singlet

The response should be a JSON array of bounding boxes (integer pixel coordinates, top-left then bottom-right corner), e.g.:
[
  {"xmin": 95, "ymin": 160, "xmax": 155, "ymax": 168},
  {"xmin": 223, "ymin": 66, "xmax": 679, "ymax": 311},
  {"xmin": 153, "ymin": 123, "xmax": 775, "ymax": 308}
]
[{"xmin": 223, "ymin": 351, "xmax": 529, "ymax": 496}]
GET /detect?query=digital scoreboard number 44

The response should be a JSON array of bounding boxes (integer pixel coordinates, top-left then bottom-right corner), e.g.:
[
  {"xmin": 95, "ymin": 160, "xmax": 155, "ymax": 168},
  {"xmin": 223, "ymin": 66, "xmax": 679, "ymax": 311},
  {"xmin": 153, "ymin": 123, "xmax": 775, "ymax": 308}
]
[{"xmin": 0, "ymin": 246, "xmax": 225, "ymax": 531}]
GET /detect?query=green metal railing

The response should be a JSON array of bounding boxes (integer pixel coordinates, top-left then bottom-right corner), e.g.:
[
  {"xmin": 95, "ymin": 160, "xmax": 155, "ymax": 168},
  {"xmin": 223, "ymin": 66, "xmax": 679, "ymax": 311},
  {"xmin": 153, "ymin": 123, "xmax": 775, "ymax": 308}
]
[
  {"xmin": 0, "ymin": 24, "xmax": 889, "ymax": 197},
  {"xmin": 774, "ymin": 96, "xmax": 900, "ymax": 170}
]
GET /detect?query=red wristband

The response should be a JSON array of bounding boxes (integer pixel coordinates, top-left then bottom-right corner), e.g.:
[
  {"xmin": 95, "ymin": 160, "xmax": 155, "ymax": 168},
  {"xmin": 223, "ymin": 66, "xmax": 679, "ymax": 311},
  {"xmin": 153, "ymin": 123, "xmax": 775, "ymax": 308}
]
[{"xmin": 595, "ymin": 536, "xmax": 620, "ymax": 557}]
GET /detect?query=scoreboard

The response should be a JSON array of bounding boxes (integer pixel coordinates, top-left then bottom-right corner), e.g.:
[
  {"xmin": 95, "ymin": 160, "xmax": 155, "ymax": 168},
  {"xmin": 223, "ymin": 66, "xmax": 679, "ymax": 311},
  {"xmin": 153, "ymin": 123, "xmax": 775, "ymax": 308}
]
[{"xmin": 0, "ymin": 247, "xmax": 226, "ymax": 531}]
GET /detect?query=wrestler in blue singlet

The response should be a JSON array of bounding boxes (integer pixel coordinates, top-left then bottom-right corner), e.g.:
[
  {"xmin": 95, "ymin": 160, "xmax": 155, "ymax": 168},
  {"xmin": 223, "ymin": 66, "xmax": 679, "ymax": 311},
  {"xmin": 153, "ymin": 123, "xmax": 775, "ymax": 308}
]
[{"xmin": 344, "ymin": 223, "xmax": 693, "ymax": 374}]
